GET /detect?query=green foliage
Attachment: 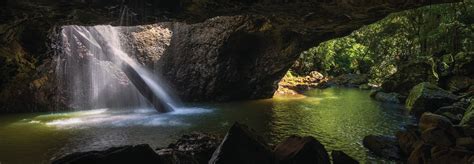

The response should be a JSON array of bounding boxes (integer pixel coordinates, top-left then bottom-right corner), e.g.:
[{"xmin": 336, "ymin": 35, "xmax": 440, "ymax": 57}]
[{"xmin": 292, "ymin": 0, "xmax": 474, "ymax": 84}]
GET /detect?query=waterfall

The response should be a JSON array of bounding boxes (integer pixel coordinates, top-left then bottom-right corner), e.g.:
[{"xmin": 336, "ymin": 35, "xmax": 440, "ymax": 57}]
[{"xmin": 57, "ymin": 25, "xmax": 179, "ymax": 112}]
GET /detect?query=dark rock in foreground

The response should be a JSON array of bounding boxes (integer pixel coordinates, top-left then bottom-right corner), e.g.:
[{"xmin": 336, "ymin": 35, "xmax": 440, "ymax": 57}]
[
  {"xmin": 273, "ymin": 135, "xmax": 330, "ymax": 164},
  {"xmin": 209, "ymin": 122, "xmax": 273, "ymax": 164},
  {"xmin": 157, "ymin": 132, "xmax": 221, "ymax": 164},
  {"xmin": 52, "ymin": 144, "xmax": 163, "ymax": 164},
  {"xmin": 331, "ymin": 150, "xmax": 358, "ymax": 164},
  {"xmin": 362, "ymin": 135, "xmax": 403, "ymax": 160}
]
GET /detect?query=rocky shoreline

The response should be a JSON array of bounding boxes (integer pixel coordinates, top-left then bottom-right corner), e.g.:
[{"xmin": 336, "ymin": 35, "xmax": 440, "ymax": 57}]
[{"xmin": 52, "ymin": 122, "xmax": 359, "ymax": 164}]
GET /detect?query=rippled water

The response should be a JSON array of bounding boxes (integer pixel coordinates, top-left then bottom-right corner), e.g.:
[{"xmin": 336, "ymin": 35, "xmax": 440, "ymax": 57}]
[{"xmin": 0, "ymin": 88, "xmax": 414, "ymax": 163}]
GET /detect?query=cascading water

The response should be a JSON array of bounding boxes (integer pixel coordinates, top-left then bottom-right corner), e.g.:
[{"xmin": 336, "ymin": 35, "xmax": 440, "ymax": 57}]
[{"xmin": 57, "ymin": 25, "xmax": 179, "ymax": 112}]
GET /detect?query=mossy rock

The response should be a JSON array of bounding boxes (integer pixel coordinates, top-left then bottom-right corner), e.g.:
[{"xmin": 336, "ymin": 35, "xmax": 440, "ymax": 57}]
[{"xmin": 406, "ymin": 82, "xmax": 458, "ymax": 117}]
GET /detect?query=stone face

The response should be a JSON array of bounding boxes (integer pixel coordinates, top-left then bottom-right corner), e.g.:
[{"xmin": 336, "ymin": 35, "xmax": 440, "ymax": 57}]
[
  {"xmin": 51, "ymin": 144, "xmax": 163, "ymax": 164},
  {"xmin": 362, "ymin": 135, "xmax": 403, "ymax": 160},
  {"xmin": 273, "ymin": 135, "xmax": 330, "ymax": 164},
  {"xmin": 209, "ymin": 122, "xmax": 273, "ymax": 164},
  {"xmin": 0, "ymin": 0, "xmax": 462, "ymax": 112},
  {"xmin": 406, "ymin": 82, "xmax": 458, "ymax": 117},
  {"xmin": 331, "ymin": 150, "xmax": 358, "ymax": 164}
]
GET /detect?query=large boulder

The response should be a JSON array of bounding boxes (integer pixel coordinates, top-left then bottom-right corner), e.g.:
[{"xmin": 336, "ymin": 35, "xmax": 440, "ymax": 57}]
[
  {"xmin": 362, "ymin": 135, "xmax": 403, "ymax": 160},
  {"xmin": 273, "ymin": 135, "xmax": 330, "ymax": 164},
  {"xmin": 405, "ymin": 82, "xmax": 458, "ymax": 117},
  {"xmin": 408, "ymin": 144, "xmax": 474, "ymax": 164},
  {"xmin": 382, "ymin": 62, "xmax": 438, "ymax": 96},
  {"xmin": 418, "ymin": 113, "xmax": 454, "ymax": 132},
  {"xmin": 52, "ymin": 144, "xmax": 163, "ymax": 164},
  {"xmin": 331, "ymin": 150, "xmax": 358, "ymax": 164},
  {"xmin": 209, "ymin": 122, "xmax": 273, "ymax": 164}
]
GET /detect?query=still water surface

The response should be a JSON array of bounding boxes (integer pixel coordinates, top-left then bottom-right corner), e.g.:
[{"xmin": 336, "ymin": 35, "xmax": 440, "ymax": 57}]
[{"xmin": 0, "ymin": 88, "xmax": 413, "ymax": 163}]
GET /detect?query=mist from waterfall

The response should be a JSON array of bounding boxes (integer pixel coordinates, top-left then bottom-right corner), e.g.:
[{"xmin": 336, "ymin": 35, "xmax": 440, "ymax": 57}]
[{"xmin": 57, "ymin": 25, "xmax": 180, "ymax": 112}]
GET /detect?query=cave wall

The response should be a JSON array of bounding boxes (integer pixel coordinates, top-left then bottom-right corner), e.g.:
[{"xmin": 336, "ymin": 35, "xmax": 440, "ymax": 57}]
[{"xmin": 0, "ymin": 0, "xmax": 461, "ymax": 112}]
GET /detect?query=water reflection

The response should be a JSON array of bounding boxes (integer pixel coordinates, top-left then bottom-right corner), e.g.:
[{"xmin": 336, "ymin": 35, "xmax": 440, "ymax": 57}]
[{"xmin": 0, "ymin": 88, "xmax": 413, "ymax": 163}]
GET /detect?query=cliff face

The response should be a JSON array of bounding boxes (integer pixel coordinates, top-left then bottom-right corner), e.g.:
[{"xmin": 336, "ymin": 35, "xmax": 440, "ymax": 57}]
[{"xmin": 0, "ymin": 0, "xmax": 461, "ymax": 112}]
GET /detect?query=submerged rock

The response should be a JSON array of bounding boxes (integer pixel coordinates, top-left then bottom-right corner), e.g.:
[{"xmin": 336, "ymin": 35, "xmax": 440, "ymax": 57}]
[
  {"xmin": 405, "ymin": 82, "xmax": 458, "ymax": 117},
  {"xmin": 273, "ymin": 135, "xmax": 330, "ymax": 164},
  {"xmin": 331, "ymin": 150, "xmax": 359, "ymax": 164},
  {"xmin": 373, "ymin": 91, "xmax": 402, "ymax": 104},
  {"xmin": 209, "ymin": 122, "xmax": 273, "ymax": 164},
  {"xmin": 362, "ymin": 135, "xmax": 403, "ymax": 160},
  {"xmin": 52, "ymin": 144, "xmax": 163, "ymax": 164}
]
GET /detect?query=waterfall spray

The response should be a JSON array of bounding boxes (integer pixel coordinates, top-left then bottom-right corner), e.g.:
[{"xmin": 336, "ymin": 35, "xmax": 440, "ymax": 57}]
[{"xmin": 58, "ymin": 25, "xmax": 179, "ymax": 113}]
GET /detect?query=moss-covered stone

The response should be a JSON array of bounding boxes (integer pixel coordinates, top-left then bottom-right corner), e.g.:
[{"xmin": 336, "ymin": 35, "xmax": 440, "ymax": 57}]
[{"xmin": 406, "ymin": 82, "xmax": 458, "ymax": 117}]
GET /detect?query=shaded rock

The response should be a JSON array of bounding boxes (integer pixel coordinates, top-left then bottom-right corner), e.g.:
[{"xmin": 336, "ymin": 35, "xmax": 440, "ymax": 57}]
[
  {"xmin": 435, "ymin": 105, "xmax": 466, "ymax": 124},
  {"xmin": 408, "ymin": 144, "xmax": 474, "ymax": 164},
  {"xmin": 382, "ymin": 61, "xmax": 438, "ymax": 96},
  {"xmin": 406, "ymin": 82, "xmax": 458, "ymax": 117},
  {"xmin": 421, "ymin": 127, "xmax": 456, "ymax": 147},
  {"xmin": 209, "ymin": 122, "xmax": 273, "ymax": 164},
  {"xmin": 396, "ymin": 125, "xmax": 421, "ymax": 156},
  {"xmin": 461, "ymin": 101, "xmax": 474, "ymax": 127},
  {"xmin": 457, "ymin": 137, "xmax": 474, "ymax": 150},
  {"xmin": 157, "ymin": 132, "xmax": 221, "ymax": 164},
  {"xmin": 373, "ymin": 91, "xmax": 401, "ymax": 104},
  {"xmin": 445, "ymin": 76, "xmax": 473, "ymax": 93},
  {"xmin": 52, "ymin": 144, "xmax": 163, "ymax": 164},
  {"xmin": 273, "ymin": 135, "xmax": 330, "ymax": 164},
  {"xmin": 419, "ymin": 113, "xmax": 454, "ymax": 132},
  {"xmin": 407, "ymin": 143, "xmax": 433, "ymax": 164},
  {"xmin": 362, "ymin": 135, "xmax": 403, "ymax": 160},
  {"xmin": 331, "ymin": 150, "xmax": 358, "ymax": 164}
]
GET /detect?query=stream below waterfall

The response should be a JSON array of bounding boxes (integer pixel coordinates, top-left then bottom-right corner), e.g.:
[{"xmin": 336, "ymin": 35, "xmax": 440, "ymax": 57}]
[{"xmin": 0, "ymin": 88, "xmax": 414, "ymax": 163}]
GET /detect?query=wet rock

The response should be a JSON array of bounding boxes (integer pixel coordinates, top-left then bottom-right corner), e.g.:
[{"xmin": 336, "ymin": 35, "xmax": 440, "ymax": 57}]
[
  {"xmin": 273, "ymin": 135, "xmax": 330, "ymax": 164},
  {"xmin": 382, "ymin": 61, "xmax": 438, "ymax": 96},
  {"xmin": 157, "ymin": 132, "xmax": 221, "ymax": 164},
  {"xmin": 362, "ymin": 135, "xmax": 403, "ymax": 160},
  {"xmin": 421, "ymin": 127, "xmax": 456, "ymax": 147},
  {"xmin": 396, "ymin": 125, "xmax": 421, "ymax": 156},
  {"xmin": 52, "ymin": 144, "xmax": 163, "ymax": 164},
  {"xmin": 209, "ymin": 122, "xmax": 273, "ymax": 164},
  {"xmin": 331, "ymin": 150, "xmax": 358, "ymax": 164},
  {"xmin": 406, "ymin": 82, "xmax": 458, "ymax": 117}
]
